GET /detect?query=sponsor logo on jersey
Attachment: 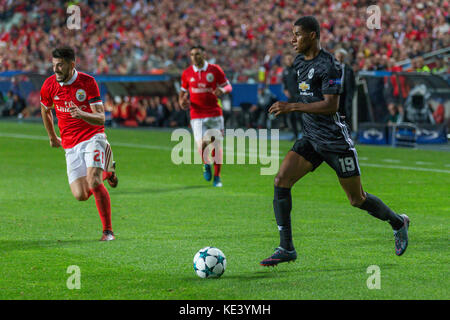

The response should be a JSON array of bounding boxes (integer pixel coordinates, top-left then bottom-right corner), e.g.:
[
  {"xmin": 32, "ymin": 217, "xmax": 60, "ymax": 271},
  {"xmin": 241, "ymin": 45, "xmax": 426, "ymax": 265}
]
[
  {"xmin": 190, "ymin": 77, "xmax": 195, "ymax": 82},
  {"xmin": 299, "ymin": 81, "xmax": 314, "ymax": 96},
  {"xmin": 192, "ymin": 87, "xmax": 213, "ymax": 94},
  {"xmin": 76, "ymin": 89, "xmax": 86, "ymax": 102},
  {"xmin": 206, "ymin": 73, "xmax": 214, "ymax": 82},
  {"xmin": 299, "ymin": 81, "xmax": 310, "ymax": 91},
  {"xmin": 308, "ymin": 68, "xmax": 314, "ymax": 79},
  {"xmin": 54, "ymin": 95, "xmax": 60, "ymax": 100},
  {"xmin": 56, "ymin": 105, "xmax": 71, "ymax": 113}
]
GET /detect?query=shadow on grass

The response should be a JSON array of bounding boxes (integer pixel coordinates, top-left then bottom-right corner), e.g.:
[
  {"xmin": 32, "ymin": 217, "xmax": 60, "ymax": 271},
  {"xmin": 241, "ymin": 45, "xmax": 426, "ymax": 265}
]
[
  {"xmin": 181, "ymin": 270, "xmax": 292, "ymax": 282},
  {"xmin": 113, "ymin": 185, "xmax": 209, "ymax": 195}
]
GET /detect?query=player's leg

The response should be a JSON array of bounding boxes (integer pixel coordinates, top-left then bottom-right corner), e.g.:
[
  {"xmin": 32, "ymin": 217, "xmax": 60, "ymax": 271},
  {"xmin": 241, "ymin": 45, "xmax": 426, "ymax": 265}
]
[
  {"xmin": 260, "ymin": 139, "xmax": 323, "ymax": 266},
  {"xmin": 86, "ymin": 166, "xmax": 114, "ymax": 240},
  {"xmin": 338, "ymin": 175, "xmax": 409, "ymax": 255},
  {"xmin": 66, "ymin": 146, "xmax": 91, "ymax": 201},
  {"xmin": 207, "ymin": 116, "xmax": 224, "ymax": 187},
  {"xmin": 329, "ymin": 149, "xmax": 409, "ymax": 255},
  {"xmin": 191, "ymin": 118, "xmax": 212, "ymax": 181},
  {"xmin": 84, "ymin": 136, "xmax": 115, "ymax": 240},
  {"xmin": 273, "ymin": 151, "xmax": 314, "ymax": 249},
  {"xmin": 69, "ymin": 177, "xmax": 91, "ymax": 201}
]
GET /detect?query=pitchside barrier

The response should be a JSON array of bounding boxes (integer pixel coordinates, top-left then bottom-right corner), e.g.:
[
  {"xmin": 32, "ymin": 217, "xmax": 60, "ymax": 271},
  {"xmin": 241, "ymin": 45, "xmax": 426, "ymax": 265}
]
[
  {"xmin": 355, "ymin": 71, "xmax": 450, "ymax": 146},
  {"xmin": 358, "ymin": 122, "xmax": 447, "ymax": 147}
]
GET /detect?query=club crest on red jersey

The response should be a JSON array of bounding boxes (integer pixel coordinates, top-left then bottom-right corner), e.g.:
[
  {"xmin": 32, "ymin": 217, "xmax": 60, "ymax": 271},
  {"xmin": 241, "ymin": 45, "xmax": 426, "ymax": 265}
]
[
  {"xmin": 206, "ymin": 73, "xmax": 214, "ymax": 82},
  {"xmin": 76, "ymin": 89, "xmax": 86, "ymax": 102}
]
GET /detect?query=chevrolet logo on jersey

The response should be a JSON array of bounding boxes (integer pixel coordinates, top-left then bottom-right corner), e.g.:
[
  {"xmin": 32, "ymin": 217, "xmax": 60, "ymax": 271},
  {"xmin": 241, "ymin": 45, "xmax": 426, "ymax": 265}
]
[{"xmin": 299, "ymin": 81, "xmax": 310, "ymax": 91}]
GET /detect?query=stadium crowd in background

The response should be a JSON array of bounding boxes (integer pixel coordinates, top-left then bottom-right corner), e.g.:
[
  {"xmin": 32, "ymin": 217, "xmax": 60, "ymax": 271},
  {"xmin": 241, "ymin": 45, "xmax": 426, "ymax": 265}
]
[
  {"xmin": 0, "ymin": 0, "xmax": 448, "ymax": 81},
  {"xmin": 0, "ymin": 0, "xmax": 448, "ymax": 128},
  {"xmin": 107, "ymin": 94, "xmax": 189, "ymax": 128}
]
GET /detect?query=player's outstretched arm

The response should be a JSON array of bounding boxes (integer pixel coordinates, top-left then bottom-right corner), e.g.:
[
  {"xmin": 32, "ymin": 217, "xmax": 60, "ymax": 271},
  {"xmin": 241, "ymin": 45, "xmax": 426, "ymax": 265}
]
[
  {"xmin": 41, "ymin": 104, "xmax": 61, "ymax": 148},
  {"xmin": 269, "ymin": 94, "xmax": 339, "ymax": 116},
  {"xmin": 69, "ymin": 101, "xmax": 105, "ymax": 126}
]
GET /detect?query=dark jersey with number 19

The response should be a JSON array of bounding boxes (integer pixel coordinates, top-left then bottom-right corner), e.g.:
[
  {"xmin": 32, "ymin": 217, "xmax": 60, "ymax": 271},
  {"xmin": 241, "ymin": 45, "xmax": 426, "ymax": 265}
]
[{"xmin": 294, "ymin": 49, "xmax": 353, "ymax": 152}]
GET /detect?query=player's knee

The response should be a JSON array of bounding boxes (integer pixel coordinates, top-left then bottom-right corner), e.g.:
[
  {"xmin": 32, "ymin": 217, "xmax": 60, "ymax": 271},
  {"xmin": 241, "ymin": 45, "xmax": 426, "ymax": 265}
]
[
  {"xmin": 349, "ymin": 195, "xmax": 366, "ymax": 207},
  {"xmin": 74, "ymin": 191, "xmax": 89, "ymax": 201},
  {"xmin": 274, "ymin": 172, "xmax": 293, "ymax": 188},
  {"xmin": 87, "ymin": 177, "xmax": 102, "ymax": 190}
]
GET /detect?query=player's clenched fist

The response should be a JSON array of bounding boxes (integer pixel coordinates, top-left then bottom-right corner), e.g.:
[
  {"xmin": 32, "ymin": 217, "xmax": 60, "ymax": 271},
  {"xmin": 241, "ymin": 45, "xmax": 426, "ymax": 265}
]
[
  {"xmin": 179, "ymin": 96, "xmax": 190, "ymax": 110},
  {"xmin": 268, "ymin": 101, "xmax": 292, "ymax": 116},
  {"xmin": 49, "ymin": 136, "xmax": 62, "ymax": 148}
]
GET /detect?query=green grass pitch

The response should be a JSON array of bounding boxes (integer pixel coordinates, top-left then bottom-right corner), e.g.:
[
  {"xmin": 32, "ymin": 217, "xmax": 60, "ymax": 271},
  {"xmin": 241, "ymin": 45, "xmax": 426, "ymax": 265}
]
[{"xmin": 0, "ymin": 121, "xmax": 448, "ymax": 299}]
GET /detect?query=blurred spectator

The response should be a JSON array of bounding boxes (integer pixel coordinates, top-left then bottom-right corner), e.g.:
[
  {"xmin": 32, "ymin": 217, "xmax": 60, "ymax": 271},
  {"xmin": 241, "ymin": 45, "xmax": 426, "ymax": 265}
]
[
  {"xmin": 432, "ymin": 55, "xmax": 448, "ymax": 75},
  {"xmin": 384, "ymin": 104, "xmax": 400, "ymax": 126},
  {"xmin": 1, "ymin": 91, "xmax": 26, "ymax": 117},
  {"xmin": 384, "ymin": 58, "xmax": 405, "ymax": 121},
  {"xmin": 282, "ymin": 53, "xmax": 300, "ymax": 140},
  {"xmin": 164, "ymin": 96, "xmax": 188, "ymax": 127},
  {"xmin": 0, "ymin": 91, "xmax": 14, "ymax": 117},
  {"xmin": 415, "ymin": 56, "xmax": 431, "ymax": 72},
  {"xmin": 104, "ymin": 93, "xmax": 114, "ymax": 126},
  {"xmin": 335, "ymin": 48, "xmax": 356, "ymax": 130},
  {"xmin": 249, "ymin": 84, "xmax": 277, "ymax": 128},
  {"xmin": 145, "ymin": 96, "xmax": 165, "ymax": 126}
]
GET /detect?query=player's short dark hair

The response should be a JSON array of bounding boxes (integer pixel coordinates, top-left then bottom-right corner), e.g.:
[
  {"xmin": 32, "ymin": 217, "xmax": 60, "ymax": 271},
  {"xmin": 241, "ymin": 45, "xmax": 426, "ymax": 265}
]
[
  {"xmin": 294, "ymin": 16, "xmax": 320, "ymax": 39},
  {"xmin": 190, "ymin": 45, "xmax": 205, "ymax": 52},
  {"xmin": 52, "ymin": 46, "xmax": 75, "ymax": 62}
]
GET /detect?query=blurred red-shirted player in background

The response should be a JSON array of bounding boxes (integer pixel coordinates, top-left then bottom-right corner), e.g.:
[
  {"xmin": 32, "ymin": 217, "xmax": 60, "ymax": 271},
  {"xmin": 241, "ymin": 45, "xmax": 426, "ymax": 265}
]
[
  {"xmin": 178, "ymin": 46, "xmax": 232, "ymax": 187},
  {"xmin": 40, "ymin": 46, "xmax": 118, "ymax": 241}
]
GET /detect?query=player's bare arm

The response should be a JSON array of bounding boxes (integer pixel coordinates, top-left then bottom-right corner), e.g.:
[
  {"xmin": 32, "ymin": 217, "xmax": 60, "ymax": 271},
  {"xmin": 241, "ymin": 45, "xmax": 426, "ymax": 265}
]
[
  {"xmin": 178, "ymin": 91, "xmax": 190, "ymax": 110},
  {"xmin": 40, "ymin": 104, "xmax": 61, "ymax": 148},
  {"xmin": 269, "ymin": 94, "xmax": 339, "ymax": 116},
  {"xmin": 69, "ymin": 101, "xmax": 105, "ymax": 126}
]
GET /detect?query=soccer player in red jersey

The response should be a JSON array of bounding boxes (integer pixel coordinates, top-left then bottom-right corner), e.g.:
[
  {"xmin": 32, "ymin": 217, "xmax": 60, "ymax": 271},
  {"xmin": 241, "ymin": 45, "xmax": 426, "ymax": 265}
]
[
  {"xmin": 178, "ymin": 46, "xmax": 232, "ymax": 187},
  {"xmin": 40, "ymin": 46, "xmax": 118, "ymax": 241}
]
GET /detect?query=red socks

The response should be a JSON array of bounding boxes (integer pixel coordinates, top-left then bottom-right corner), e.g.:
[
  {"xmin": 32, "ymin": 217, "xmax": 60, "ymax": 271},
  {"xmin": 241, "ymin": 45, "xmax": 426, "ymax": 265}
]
[
  {"xmin": 211, "ymin": 147, "xmax": 222, "ymax": 177},
  {"xmin": 90, "ymin": 183, "xmax": 112, "ymax": 232}
]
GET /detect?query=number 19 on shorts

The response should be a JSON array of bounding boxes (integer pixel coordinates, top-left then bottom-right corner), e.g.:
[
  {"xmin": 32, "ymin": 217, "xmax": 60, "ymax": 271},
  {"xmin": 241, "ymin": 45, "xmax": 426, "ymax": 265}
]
[{"xmin": 338, "ymin": 156, "xmax": 355, "ymax": 173}]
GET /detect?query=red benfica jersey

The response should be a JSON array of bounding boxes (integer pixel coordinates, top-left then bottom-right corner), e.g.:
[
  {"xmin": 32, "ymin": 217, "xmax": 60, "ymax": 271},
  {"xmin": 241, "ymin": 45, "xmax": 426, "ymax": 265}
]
[
  {"xmin": 40, "ymin": 70, "xmax": 104, "ymax": 149},
  {"xmin": 181, "ymin": 61, "xmax": 229, "ymax": 119}
]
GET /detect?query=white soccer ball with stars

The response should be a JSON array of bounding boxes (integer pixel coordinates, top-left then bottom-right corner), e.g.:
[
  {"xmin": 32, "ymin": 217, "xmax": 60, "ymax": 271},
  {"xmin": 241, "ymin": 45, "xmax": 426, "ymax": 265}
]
[{"xmin": 193, "ymin": 247, "xmax": 227, "ymax": 278}]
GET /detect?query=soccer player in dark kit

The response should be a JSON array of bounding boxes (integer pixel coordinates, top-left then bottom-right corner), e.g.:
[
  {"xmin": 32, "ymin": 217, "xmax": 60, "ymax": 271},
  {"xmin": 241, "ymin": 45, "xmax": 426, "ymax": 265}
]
[{"xmin": 260, "ymin": 16, "xmax": 410, "ymax": 266}]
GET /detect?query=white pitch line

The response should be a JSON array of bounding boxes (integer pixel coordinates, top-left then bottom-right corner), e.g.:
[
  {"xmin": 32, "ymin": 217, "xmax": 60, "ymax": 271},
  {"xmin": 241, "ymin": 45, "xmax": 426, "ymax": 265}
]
[
  {"xmin": 361, "ymin": 163, "xmax": 450, "ymax": 174},
  {"xmin": 382, "ymin": 159, "xmax": 402, "ymax": 163},
  {"xmin": 1, "ymin": 132, "xmax": 449, "ymax": 174},
  {"xmin": 415, "ymin": 161, "xmax": 433, "ymax": 165}
]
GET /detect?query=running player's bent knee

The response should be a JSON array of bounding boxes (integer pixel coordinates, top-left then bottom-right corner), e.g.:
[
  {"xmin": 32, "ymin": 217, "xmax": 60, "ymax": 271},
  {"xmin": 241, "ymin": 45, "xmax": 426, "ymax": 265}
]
[
  {"xmin": 87, "ymin": 177, "xmax": 102, "ymax": 190},
  {"xmin": 74, "ymin": 191, "xmax": 90, "ymax": 201},
  {"xmin": 274, "ymin": 173, "xmax": 293, "ymax": 188},
  {"xmin": 349, "ymin": 195, "xmax": 366, "ymax": 208}
]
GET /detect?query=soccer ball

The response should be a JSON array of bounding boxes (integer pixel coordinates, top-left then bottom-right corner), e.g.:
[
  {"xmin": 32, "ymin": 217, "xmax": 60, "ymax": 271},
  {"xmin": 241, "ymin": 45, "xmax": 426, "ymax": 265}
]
[{"xmin": 193, "ymin": 247, "xmax": 227, "ymax": 278}]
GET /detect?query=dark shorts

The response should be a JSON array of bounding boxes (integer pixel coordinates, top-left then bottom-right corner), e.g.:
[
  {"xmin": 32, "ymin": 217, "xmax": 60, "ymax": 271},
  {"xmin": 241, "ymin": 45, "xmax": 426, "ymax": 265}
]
[{"xmin": 291, "ymin": 138, "xmax": 361, "ymax": 178}]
